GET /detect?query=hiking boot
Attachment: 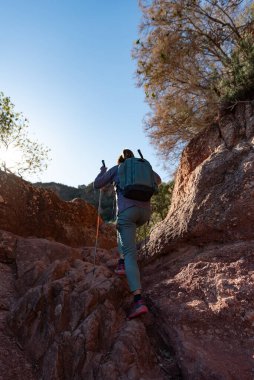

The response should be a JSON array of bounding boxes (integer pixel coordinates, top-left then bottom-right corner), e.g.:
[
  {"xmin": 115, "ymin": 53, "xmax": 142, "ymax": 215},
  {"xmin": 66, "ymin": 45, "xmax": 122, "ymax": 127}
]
[
  {"xmin": 128, "ymin": 300, "xmax": 148, "ymax": 320},
  {"xmin": 115, "ymin": 260, "xmax": 126, "ymax": 276}
]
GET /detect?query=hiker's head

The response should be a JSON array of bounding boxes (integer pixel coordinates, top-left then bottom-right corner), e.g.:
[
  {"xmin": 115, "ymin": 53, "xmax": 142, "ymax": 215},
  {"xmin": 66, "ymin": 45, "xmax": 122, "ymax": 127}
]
[{"xmin": 117, "ymin": 149, "xmax": 134, "ymax": 164}]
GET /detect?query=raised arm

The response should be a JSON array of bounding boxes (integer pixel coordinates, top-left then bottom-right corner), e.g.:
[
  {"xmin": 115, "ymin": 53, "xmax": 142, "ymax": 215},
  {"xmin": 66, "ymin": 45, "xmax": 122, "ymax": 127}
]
[{"xmin": 93, "ymin": 165, "xmax": 118, "ymax": 189}]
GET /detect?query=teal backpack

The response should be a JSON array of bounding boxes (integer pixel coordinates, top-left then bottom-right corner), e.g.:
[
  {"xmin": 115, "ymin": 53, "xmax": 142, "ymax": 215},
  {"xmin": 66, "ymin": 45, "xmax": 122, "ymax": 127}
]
[{"xmin": 117, "ymin": 150, "xmax": 158, "ymax": 201}]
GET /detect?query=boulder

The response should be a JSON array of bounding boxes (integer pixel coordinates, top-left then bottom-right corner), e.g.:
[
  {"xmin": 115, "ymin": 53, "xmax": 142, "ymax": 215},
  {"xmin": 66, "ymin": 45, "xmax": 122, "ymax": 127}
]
[
  {"xmin": 148, "ymin": 101, "xmax": 254, "ymax": 256},
  {"xmin": 143, "ymin": 241, "xmax": 254, "ymax": 379},
  {"xmin": 0, "ymin": 171, "xmax": 116, "ymax": 249}
]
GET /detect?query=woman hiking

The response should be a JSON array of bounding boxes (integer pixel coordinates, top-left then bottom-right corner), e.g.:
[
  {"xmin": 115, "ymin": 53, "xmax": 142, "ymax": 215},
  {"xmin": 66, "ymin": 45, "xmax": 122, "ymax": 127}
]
[{"xmin": 93, "ymin": 149, "xmax": 161, "ymax": 319}]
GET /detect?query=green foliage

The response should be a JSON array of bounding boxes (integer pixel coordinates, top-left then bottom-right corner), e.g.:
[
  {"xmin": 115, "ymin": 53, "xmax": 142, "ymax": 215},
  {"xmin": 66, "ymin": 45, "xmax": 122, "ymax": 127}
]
[
  {"xmin": 217, "ymin": 32, "xmax": 254, "ymax": 100},
  {"xmin": 0, "ymin": 92, "xmax": 50, "ymax": 176},
  {"xmin": 35, "ymin": 182, "xmax": 80, "ymax": 201},
  {"xmin": 133, "ymin": 1, "xmax": 254, "ymax": 161},
  {"xmin": 136, "ymin": 181, "xmax": 174, "ymax": 243},
  {"xmin": 81, "ymin": 183, "xmax": 115, "ymax": 221}
]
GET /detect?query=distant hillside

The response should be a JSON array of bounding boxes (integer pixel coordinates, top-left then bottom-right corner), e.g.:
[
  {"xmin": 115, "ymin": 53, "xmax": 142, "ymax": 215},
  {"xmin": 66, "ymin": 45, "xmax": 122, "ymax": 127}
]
[
  {"xmin": 33, "ymin": 182, "xmax": 81, "ymax": 200},
  {"xmin": 34, "ymin": 182, "xmax": 115, "ymax": 221}
]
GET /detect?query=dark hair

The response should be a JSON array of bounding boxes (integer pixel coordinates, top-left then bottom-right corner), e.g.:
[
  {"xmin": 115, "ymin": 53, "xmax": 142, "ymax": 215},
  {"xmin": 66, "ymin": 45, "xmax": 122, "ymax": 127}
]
[{"xmin": 117, "ymin": 149, "xmax": 134, "ymax": 164}]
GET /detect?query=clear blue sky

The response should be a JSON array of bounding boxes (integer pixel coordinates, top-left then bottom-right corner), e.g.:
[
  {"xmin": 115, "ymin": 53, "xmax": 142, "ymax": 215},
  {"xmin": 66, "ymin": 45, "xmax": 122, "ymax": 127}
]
[{"xmin": 0, "ymin": 1, "xmax": 172, "ymax": 187}]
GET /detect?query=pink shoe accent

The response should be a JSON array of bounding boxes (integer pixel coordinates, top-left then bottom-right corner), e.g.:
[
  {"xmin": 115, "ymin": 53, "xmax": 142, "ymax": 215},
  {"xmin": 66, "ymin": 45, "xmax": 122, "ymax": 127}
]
[
  {"xmin": 115, "ymin": 262, "xmax": 126, "ymax": 276},
  {"xmin": 128, "ymin": 300, "xmax": 148, "ymax": 319}
]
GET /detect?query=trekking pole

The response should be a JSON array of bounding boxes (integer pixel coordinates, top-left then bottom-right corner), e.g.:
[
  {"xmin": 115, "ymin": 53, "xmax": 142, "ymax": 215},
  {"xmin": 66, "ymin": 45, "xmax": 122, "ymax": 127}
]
[
  {"xmin": 93, "ymin": 160, "xmax": 105, "ymax": 275},
  {"xmin": 137, "ymin": 149, "xmax": 144, "ymax": 159}
]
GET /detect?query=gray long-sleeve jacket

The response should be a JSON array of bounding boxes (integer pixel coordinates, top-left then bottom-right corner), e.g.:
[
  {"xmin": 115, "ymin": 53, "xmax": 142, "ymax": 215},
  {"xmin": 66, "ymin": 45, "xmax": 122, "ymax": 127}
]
[{"xmin": 94, "ymin": 164, "xmax": 161, "ymax": 214}]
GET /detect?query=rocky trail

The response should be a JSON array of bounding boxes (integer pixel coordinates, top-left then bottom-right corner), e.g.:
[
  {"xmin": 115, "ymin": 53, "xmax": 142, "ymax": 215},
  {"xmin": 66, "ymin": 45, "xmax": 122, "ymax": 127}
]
[{"xmin": 0, "ymin": 231, "xmax": 181, "ymax": 380}]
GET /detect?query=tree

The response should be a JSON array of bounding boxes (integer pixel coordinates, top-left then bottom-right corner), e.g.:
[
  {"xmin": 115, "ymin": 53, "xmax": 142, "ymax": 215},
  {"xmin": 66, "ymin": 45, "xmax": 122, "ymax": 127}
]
[
  {"xmin": 136, "ymin": 181, "xmax": 174, "ymax": 242},
  {"xmin": 133, "ymin": 0, "xmax": 254, "ymax": 160},
  {"xmin": 0, "ymin": 92, "xmax": 50, "ymax": 176}
]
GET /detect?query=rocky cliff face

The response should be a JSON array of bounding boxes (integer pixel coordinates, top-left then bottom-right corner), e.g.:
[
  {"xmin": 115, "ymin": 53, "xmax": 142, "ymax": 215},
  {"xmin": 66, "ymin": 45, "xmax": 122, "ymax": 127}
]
[
  {"xmin": 0, "ymin": 171, "xmax": 115, "ymax": 249},
  {"xmin": 143, "ymin": 100, "xmax": 254, "ymax": 378},
  {"xmin": 148, "ymin": 101, "xmax": 254, "ymax": 255},
  {"xmin": 1, "ymin": 101, "xmax": 254, "ymax": 379}
]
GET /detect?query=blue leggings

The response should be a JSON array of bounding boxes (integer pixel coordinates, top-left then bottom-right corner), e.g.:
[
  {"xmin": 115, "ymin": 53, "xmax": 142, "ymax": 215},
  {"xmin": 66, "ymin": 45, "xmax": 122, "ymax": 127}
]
[{"xmin": 117, "ymin": 206, "xmax": 151, "ymax": 292}]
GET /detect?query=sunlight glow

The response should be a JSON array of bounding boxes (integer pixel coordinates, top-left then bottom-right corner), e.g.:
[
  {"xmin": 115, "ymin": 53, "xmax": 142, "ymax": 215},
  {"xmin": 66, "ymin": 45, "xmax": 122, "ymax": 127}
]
[{"xmin": 0, "ymin": 147, "xmax": 23, "ymax": 172}]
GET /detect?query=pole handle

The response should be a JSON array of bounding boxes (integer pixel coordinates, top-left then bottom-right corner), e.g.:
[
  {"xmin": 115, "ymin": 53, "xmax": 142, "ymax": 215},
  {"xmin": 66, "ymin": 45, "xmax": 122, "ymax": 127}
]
[
  {"xmin": 102, "ymin": 160, "xmax": 105, "ymax": 167},
  {"xmin": 137, "ymin": 149, "xmax": 144, "ymax": 159}
]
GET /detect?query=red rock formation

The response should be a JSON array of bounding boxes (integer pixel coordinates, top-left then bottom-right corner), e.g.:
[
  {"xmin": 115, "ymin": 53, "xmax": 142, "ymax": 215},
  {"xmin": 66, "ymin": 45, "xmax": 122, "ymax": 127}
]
[
  {"xmin": 148, "ymin": 101, "xmax": 254, "ymax": 256},
  {"xmin": 0, "ymin": 171, "xmax": 116, "ymax": 249},
  {"xmin": 0, "ymin": 230, "xmax": 179, "ymax": 380},
  {"xmin": 143, "ymin": 242, "xmax": 254, "ymax": 379},
  {"xmin": 142, "ymin": 100, "xmax": 254, "ymax": 378},
  {"xmin": 0, "ymin": 231, "xmax": 37, "ymax": 379}
]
